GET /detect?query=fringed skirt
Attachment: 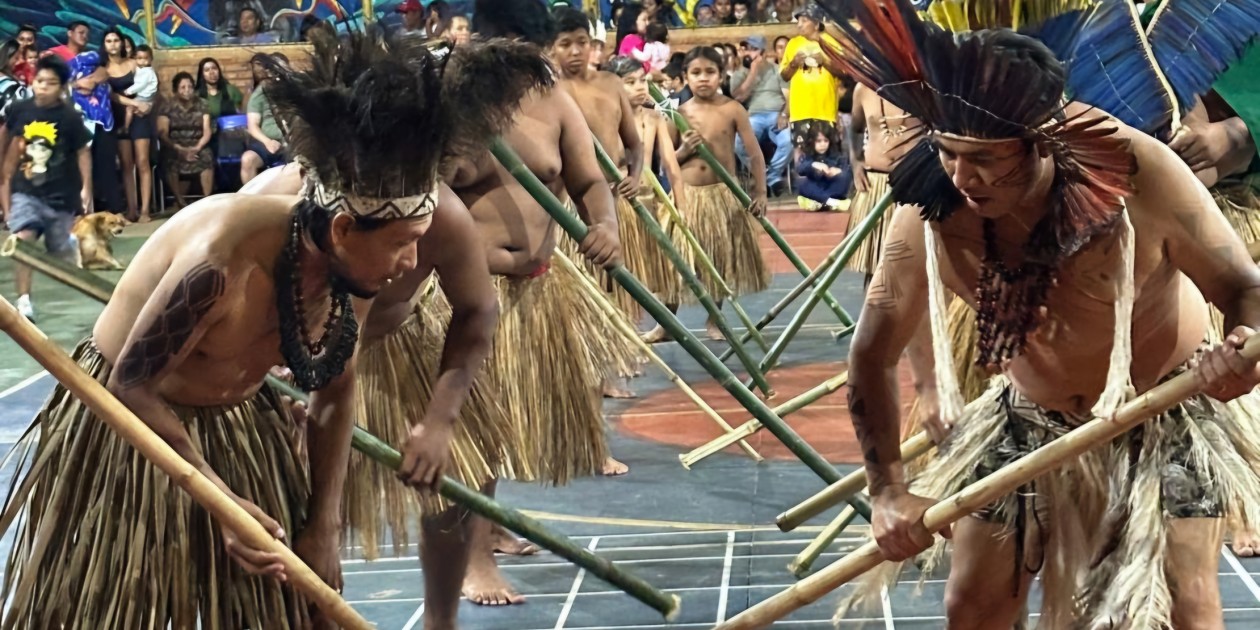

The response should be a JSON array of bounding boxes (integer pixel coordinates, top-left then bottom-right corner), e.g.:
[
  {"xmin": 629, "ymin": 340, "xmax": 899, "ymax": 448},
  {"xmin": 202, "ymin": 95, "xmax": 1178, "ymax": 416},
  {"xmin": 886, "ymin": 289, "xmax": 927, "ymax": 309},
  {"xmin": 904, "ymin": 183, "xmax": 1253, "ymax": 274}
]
[
  {"xmin": 839, "ymin": 359, "xmax": 1260, "ymax": 629},
  {"xmin": 0, "ymin": 339, "xmax": 312, "ymax": 629},
  {"xmin": 1214, "ymin": 179, "xmax": 1260, "ymax": 245},
  {"xmin": 431, "ymin": 258, "xmax": 639, "ymax": 485},
  {"xmin": 567, "ymin": 194, "xmax": 678, "ymax": 321},
  {"xmin": 342, "ymin": 296, "xmax": 512, "ymax": 560},
  {"xmin": 663, "ymin": 182, "xmax": 769, "ymax": 304},
  {"xmin": 844, "ymin": 171, "xmax": 892, "ymax": 276}
]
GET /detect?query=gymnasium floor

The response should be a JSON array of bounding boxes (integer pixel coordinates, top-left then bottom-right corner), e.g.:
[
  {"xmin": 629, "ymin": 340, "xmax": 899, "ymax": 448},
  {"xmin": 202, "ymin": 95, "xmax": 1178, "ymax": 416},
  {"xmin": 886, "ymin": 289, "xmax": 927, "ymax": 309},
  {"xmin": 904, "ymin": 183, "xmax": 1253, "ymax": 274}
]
[{"xmin": 3, "ymin": 207, "xmax": 1260, "ymax": 628}]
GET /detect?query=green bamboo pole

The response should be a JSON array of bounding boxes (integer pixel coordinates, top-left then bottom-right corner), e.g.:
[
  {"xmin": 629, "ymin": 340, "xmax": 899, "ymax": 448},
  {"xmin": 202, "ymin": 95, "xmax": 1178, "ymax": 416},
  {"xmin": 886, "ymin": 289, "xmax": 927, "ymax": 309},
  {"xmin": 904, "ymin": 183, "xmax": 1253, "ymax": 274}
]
[
  {"xmin": 643, "ymin": 169, "xmax": 769, "ymax": 352},
  {"xmin": 647, "ymin": 83, "xmax": 854, "ymax": 327},
  {"xmin": 554, "ymin": 251, "xmax": 764, "ymax": 461},
  {"xmin": 717, "ymin": 233, "xmax": 857, "ymax": 364},
  {"xmin": 590, "ymin": 139, "xmax": 773, "ymax": 397},
  {"xmin": 491, "ymin": 138, "xmax": 847, "ymax": 485},
  {"xmin": 742, "ymin": 192, "xmax": 892, "ymax": 390},
  {"xmin": 787, "ymin": 505, "xmax": 857, "ymax": 578},
  {"xmin": 3, "ymin": 234, "xmax": 681, "ymax": 619}
]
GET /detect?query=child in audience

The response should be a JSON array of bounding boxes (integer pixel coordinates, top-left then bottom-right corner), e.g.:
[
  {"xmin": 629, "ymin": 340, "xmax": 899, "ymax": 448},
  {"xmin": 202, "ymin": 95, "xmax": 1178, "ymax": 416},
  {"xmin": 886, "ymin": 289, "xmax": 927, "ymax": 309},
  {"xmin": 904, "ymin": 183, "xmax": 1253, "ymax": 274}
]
[
  {"xmin": 795, "ymin": 128, "xmax": 850, "ymax": 211},
  {"xmin": 121, "ymin": 45, "xmax": 157, "ymax": 134}
]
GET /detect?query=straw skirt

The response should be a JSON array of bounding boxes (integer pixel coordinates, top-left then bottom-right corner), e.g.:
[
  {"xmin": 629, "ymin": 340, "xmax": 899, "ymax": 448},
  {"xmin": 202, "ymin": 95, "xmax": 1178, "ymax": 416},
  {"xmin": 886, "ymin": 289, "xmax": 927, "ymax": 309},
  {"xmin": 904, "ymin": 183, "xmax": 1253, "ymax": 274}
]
[
  {"xmin": 844, "ymin": 170, "xmax": 893, "ymax": 276},
  {"xmin": 663, "ymin": 182, "xmax": 769, "ymax": 304}
]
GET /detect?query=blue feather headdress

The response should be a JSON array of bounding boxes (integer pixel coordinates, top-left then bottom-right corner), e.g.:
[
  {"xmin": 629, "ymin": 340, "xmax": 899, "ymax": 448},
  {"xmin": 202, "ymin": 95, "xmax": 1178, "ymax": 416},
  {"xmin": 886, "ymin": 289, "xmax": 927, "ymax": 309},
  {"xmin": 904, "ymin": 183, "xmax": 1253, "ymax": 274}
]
[{"xmin": 1146, "ymin": 0, "xmax": 1260, "ymax": 124}]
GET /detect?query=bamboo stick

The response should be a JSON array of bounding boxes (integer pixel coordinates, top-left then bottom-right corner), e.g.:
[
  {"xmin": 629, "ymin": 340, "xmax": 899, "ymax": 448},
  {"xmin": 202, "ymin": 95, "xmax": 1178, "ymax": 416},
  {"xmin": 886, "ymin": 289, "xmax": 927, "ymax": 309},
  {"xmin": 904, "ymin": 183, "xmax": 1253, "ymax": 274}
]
[
  {"xmin": 787, "ymin": 505, "xmax": 857, "ymax": 578},
  {"xmin": 491, "ymin": 138, "xmax": 846, "ymax": 484},
  {"xmin": 718, "ymin": 233, "xmax": 858, "ymax": 363},
  {"xmin": 268, "ymin": 380, "xmax": 681, "ymax": 619},
  {"xmin": 742, "ymin": 192, "xmax": 892, "ymax": 390},
  {"xmin": 647, "ymin": 82, "xmax": 854, "ymax": 327},
  {"xmin": 554, "ymin": 250, "xmax": 764, "ymax": 462},
  {"xmin": 0, "ymin": 296, "xmax": 374, "ymax": 630},
  {"xmin": 643, "ymin": 169, "xmax": 769, "ymax": 353},
  {"xmin": 4, "ymin": 231, "xmax": 681, "ymax": 618},
  {"xmin": 680, "ymin": 371, "xmax": 849, "ymax": 468},
  {"xmin": 590, "ymin": 139, "xmax": 774, "ymax": 398},
  {"xmin": 713, "ymin": 337, "xmax": 1260, "ymax": 630},
  {"xmin": 1, "ymin": 235, "xmax": 113, "ymax": 303},
  {"xmin": 777, "ymin": 432, "xmax": 934, "ymax": 532}
]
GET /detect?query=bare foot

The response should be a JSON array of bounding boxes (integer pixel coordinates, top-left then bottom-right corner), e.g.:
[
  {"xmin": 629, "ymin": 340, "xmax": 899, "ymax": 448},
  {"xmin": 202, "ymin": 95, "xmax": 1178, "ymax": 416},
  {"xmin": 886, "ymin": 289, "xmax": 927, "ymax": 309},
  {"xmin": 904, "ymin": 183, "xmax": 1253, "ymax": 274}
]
[
  {"xmin": 641, "ymin": 326, "xmax": 669, "ymax": 343},
  {"xmin": 1233, "ymin": 528, "xmax": 1260, "ymax": 557},
  {"xmin": 602, "ymin": 379, "xmax": 636, "ymax": 399},
  {"xmin": 491, "ymin": 524, "xmax": 539, "ymax": 556},
  {"xmin": 601, "ymin": 456, "xmax": 629, "ymax": 476},
  {"xmin": 705, "ymin": 321, "xmax": 725, "ymax": 341},
  {"xmin": 462, "ymin": 552, "xmax": 525, "ymax": 606},
  {"xmin": 138, "ymin": 213, "xmax": 152, "ymax": 224}
]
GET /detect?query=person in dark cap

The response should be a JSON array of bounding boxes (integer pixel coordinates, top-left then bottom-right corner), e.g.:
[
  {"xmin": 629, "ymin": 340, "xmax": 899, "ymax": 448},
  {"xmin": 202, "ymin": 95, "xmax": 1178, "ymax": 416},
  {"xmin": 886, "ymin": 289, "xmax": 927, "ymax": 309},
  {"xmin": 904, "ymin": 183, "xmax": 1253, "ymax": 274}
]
[
  {"xmin": 731, "ymin": 34, "xmax": 792, "ymax": 197},
  {"xmin": 780, "ymin": 2, "xmax": 846, "ymax": 155}
]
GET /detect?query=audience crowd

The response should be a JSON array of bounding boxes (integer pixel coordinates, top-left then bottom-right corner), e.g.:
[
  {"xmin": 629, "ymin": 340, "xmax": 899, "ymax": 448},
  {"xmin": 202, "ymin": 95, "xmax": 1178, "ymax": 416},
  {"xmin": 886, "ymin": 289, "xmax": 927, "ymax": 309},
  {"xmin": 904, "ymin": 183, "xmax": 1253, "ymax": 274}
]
[{"xmin": 0, "ymin": 0, "xmax": 854, "ymax": 321}]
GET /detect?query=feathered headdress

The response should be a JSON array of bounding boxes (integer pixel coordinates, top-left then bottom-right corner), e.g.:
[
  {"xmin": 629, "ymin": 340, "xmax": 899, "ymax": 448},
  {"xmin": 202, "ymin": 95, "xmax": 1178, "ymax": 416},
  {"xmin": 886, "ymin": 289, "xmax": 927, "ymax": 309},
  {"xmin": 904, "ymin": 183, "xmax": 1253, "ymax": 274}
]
[{"xmin": 261, "ymin": 30, "xmax": 554, "ymax": 220}]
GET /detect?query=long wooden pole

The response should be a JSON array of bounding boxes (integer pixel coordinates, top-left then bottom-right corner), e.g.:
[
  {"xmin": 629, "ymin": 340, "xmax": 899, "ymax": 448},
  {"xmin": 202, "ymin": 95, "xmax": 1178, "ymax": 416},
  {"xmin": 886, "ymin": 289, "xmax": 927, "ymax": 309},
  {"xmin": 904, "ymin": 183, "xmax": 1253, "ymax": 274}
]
[
  {"xmin": 787, "ymin": 505, "xmax": 857, "ymax": 578},
  {"xmin": 643, "ymin": 169, "xmax": 769, "ymax": 352},
  {"xmin": 713, "ymin": 338, "xmax": 1260, "ymax": 629},
  {"xmin": 265, "ymin": 378, "xmax": 681, "ymax": 619},
  {"xmin": 718, "ymin": 233, "xmax": 859, "ymax": 363},
  {"xmin": 742, "ymin": 192, "xmax": 892, "ymax": 390},
  {"xmin": 591, "ymin": 139, "xmax": 774, "ymax": 397},
  {"xmin": 491, "ymin": 138, "xmax": 846, "ymax": 484},
  {"xmin": 4, "ymin": 234, "xmax": 680, "ymax": 618},
  {"xmin": 776, "ymin": 432, "xmax": 933, "ymax": 532},
  {"xmin": 554, "ymin": 251, "xmax": 763, "ymax": 462},
  {"xmin": 647, "ymin": 82, "xmax": 854, "ymax": 328},
  {"xmin": 0, "ymin": 296, "xmax": 374, "ymax": 630}
]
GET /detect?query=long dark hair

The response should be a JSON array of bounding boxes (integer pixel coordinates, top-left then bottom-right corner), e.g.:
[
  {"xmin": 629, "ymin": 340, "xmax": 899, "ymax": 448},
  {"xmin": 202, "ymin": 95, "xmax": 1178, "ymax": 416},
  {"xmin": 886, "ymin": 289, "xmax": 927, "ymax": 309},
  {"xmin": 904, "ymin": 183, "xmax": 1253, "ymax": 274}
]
[
  {"xmin": 0, "ymin": 39, "xmax": 20, "ymax": 76},
  {"xmin": 614, "ymin": 4, "xmax": 643, "ymax": 51},
  {"xmin": 195, "ymin": 57, "xmax": 232, "ymax": 98},
  {"xmin": 99, "ymin": 27, "xmax": 129, "ymax": 67}
]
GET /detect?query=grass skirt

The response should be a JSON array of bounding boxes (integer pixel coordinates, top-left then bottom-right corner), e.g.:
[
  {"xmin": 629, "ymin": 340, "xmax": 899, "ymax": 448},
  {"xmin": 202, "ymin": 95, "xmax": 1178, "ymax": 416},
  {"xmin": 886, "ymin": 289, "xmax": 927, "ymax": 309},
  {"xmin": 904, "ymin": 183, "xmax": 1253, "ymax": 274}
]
[
  {"xmin": 663, "ymin": 182, "xmax": 769, "ymax": 304},
  {"xmin": 342, "ymin": 294, "xmax": 512, "ymax": 560},
  {"xmin": 0, "ymin": 339, "xmax": 312, "ymax": 629},
  {"xmin": 844, "ymin": 171, "xmax": 892, "ymax": 276},
  {"xmin": 1214, "ymin": 179, "xmax": 1260, "ymax": 245},
  {"xmin": 427, "ymin": 257, "xmax": 639, "ymax": 484},
  {"xmin": 839, "ymin": 363, "xmax": 1260, "ymax": 629},
  {"xmin": 565, "ymin": 195, "xmax": 678, "ymax": 321}
]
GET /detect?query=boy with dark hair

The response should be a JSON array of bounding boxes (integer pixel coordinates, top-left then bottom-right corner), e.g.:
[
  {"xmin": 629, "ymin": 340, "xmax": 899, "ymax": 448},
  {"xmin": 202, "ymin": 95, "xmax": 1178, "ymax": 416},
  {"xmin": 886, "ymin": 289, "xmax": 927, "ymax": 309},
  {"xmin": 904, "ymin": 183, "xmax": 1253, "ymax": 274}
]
[
  {"xmin": 3, "ymin": 55, "xmax": 92, "ymax": 322},
  {"xmin": 46, "ymin": 21, "xmax": 89, "ymax": 61}
]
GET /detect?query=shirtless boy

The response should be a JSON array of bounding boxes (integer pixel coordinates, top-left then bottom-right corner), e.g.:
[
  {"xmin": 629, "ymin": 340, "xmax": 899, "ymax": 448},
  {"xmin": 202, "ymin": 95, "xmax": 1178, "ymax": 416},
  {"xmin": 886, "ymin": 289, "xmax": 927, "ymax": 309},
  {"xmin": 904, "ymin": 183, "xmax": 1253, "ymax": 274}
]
[
  {"xmin": 0, "ymin": 32, "xmax": 473, "ymax": 628},
  {"xmin": 830, "ymin": 6, "xmax": 1260, "ymax": 627},
  {"xmin": 648, "ymin": 45, "xmax": 770, "ymax": 341}
]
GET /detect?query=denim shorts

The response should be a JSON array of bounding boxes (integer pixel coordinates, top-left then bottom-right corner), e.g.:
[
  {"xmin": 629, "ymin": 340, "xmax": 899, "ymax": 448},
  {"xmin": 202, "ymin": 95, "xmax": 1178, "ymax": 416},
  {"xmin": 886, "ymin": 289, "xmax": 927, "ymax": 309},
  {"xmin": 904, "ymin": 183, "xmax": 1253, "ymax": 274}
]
[{"xmin": 8, "ymin": 193, "xmax": 77, "ymax": 260}]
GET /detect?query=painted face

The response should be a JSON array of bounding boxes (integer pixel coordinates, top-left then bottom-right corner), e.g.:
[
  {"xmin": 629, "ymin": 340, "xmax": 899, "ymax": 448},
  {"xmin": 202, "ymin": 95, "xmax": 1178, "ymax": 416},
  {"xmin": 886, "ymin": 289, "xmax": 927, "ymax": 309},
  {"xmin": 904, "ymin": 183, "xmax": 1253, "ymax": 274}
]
[
  {"xmin": 934, "ymin": 134, "xmax": 1040, "ymax": 218},
  {"xmin": 202, "ymin": 60, "xmax": 221, "ymax": 84},
  {"xmin": 329, "ymin": 214, "xmax": 433, "ymax": 297},
  {"xmin": 685, "ymin": 56, "xmax": 721, "ymax": 98},
  {"xmin": 551, "ymin": 29, "xmax": 591, "ymax": 77},
  {"xmin": 619, "ymin": 68, "xmax": 648, "ymax": 106}
]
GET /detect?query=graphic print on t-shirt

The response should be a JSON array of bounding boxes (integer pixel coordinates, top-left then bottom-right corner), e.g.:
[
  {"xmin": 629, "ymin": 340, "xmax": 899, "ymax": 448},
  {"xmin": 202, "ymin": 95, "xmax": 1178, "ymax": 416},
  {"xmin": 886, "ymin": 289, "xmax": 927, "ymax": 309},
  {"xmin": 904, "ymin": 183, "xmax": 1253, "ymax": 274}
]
[{"xmin": 20, "ymin": 120, "xmax": 58, "ymax": 184}]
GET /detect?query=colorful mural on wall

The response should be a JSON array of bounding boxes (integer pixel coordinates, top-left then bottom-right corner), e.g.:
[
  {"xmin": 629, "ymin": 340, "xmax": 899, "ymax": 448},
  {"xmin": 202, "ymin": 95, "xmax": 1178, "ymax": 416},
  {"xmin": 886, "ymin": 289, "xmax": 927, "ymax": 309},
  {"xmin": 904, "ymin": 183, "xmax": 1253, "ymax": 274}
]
[{"xmin": 1, "ymin": 0, "xmax": 151, "ymax": 49}]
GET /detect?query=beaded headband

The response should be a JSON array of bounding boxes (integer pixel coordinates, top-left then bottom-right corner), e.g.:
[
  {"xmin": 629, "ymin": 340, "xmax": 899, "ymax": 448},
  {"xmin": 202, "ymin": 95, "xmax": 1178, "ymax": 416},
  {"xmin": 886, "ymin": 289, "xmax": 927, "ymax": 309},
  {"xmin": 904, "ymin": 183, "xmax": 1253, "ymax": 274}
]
[{"xmin": 302, "ymin": 174, "xmax": 438, "ymax": 220}]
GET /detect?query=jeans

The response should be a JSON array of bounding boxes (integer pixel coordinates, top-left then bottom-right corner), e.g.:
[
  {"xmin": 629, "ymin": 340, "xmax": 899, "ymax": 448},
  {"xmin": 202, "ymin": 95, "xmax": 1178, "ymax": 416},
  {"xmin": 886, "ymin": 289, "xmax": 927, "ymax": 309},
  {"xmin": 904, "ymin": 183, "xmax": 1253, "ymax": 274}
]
[{"xmin": 735, "ymin": 111, "xmax": 793, "ymax": 189}]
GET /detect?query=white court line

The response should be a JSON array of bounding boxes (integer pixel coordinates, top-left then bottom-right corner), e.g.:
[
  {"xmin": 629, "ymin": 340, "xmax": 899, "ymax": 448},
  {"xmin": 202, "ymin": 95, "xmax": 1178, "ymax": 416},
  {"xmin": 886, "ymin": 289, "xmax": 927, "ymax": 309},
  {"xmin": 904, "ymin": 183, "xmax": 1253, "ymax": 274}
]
[
  {"xmin": 345, "ymin": 550, "xmax": 857, "ymax": 575},
  {"xmin": 555, "ymin": 537, "xmax": 600, "ymax": 630},
  {"xmin": 343, "ymin": 532, "xmax": 868, "ymax": 555},
  {"xmin": 715, "ymin": 531, "xmax": 735, "ymax": 624},
  {"xmin": 879, "ymin": 585, "xmax": 895, "ymax": 630},
  {"xmin": 400, "ymin": 602, "xmax": 425, "ymax": 630},
  {"xmin": 0, "ymin": 371, "xmax": 46, "ymax": 401},
  {"xmin": 1223, "ymin": 546, "xmax": 1260, "ymax": 602}
]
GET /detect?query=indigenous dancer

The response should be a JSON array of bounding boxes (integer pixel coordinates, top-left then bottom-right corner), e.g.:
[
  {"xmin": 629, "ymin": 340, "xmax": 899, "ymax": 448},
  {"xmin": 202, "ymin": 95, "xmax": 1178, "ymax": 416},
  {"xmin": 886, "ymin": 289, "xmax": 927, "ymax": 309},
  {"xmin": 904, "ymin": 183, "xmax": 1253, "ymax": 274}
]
[
  {"xmin": 0, "ymin": 31, "xmax": 488, "ymax": 629},
  {"xmin": 441, "ymin": 0, "xmax": 639, "ymax": 605},
  {"xmin": 239, "ymin": 34, "xmax": 550, "ymax": 627},
  {"xmin": 649, "ymin": 45, "xmax": 771, "ymax": 342},
  {"xmin": 549, "ymin": 6, "xmax": 648, "ymax": 399},
  {"xmin": 846, "ymin": 82, "xmax": 918, "ymax": 285},
  {"xmin": 828, "ymin": 1, "xmax": 1260, "ymax": 627}
]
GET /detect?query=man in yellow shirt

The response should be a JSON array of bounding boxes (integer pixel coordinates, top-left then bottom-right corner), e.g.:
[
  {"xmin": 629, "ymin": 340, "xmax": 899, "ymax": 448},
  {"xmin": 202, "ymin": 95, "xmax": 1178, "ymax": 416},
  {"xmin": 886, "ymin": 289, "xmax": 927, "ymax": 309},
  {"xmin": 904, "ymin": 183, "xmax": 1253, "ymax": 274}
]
[{"xmin": 779, "ymin": 4, "xmax": 845, "ymax": 149}]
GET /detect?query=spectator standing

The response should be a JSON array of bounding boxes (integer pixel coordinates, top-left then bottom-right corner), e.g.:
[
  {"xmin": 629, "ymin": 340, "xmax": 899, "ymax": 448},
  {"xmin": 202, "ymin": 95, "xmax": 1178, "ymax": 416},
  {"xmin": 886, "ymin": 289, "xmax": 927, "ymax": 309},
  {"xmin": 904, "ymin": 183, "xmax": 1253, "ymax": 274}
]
[
  {"xmin": 195, "ymin": 57, "xmax": 244, "ymax": 124},
  {"xmin": 1, "ymin": 39, "xmax": 34, "ymax": 229},
  {"xmin": 779, "ymin": 4, "xmax": 843, "ymax": 150},
  {"xmin": 632, "ymin": 22, "xmax": 670, "ymax": 75},
  {"xmin": 45, "ymin": 22, "xmax": 89, "ymax": 61},
  {"xmin": 157, "ymin": 72, "xmax": 214, "ymax": 209},
  {"xmin": 66, "ymin": 42, "xmax": 124, "ymax": 216},
  {"xmin": 15, "ymin": 47, "xmax": 37, "ymax": 86},
  {"xmin": 730, "ymin": 36, "xmax": 791, "ymax": 196},
  {"xmin": 4, "ymin": 55, "xmax": 92, "ymax": 322},
  {"xmin": 440, "ymin": 14, "xmax": 472, "ymax": 45},
  {"xmin": 616, "ymin": 6, "xmax": 649, "ymax": 58},
  {"xmin": 712, "ymin": 0, "xmax": 735, "ymax": 23},
  {"xmin": 240, "ymin": 54, "xmax": 287, "ymax": 184},
  {"xmin": 773, "ymin": 35, "xmax": 789, "ymax": 62},
  {"xmin": 15, "ymin": 25, "xmax": 36, "ymax": 54},
  {"xmin": 102, "ymin": 28, "xmax": 155, "ymax": 223},
  {"xmin": 394, "ymin": 0, "xmax": 427, "ymax": 41},
  {"xmin": 694, "ymin": 1, "xmax": 719, "ymax": 25}
]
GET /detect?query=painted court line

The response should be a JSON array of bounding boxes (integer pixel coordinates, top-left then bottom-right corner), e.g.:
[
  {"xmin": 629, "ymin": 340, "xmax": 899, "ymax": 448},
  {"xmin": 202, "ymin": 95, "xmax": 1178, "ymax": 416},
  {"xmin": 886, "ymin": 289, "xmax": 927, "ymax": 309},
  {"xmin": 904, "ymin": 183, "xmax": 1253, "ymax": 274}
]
[
  {"xmin": 0, "ymin": 371, "xmax": 46, "ymax": 401},
  {"xmin": 715, "ymin": 530, "xmax": 735, "ymax": 624},
  {"xmin": 1223, "ymin": 546, "xmax": 1260, "ymax": 602},
  {"xmin": 880, "ymin": 585, "xmax": 895, "ymax": 630},
  {"xmin": 555, "ymin": 537, "xmax": 600, "ymax": 630},
  {"xmin": 400, "ymin": 602, "xmax": 425, "ymax": 630}
]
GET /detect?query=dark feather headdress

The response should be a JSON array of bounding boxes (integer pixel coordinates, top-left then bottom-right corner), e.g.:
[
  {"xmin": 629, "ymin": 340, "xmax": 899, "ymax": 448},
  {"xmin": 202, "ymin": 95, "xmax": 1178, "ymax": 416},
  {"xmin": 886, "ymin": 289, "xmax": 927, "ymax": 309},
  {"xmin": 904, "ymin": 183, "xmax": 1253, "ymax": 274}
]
[{"xmin": 261, "ymin": 30, "xmax": 554, "ymax": 220}]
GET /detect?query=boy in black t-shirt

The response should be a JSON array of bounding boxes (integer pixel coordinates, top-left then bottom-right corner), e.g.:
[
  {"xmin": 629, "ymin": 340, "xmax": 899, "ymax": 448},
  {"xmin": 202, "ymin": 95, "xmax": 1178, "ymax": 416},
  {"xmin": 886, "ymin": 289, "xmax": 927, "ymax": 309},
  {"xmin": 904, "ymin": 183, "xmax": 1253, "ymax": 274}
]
[{"xmin": 2, "ymin": 55, "xmax": 92, "ymax": 322}]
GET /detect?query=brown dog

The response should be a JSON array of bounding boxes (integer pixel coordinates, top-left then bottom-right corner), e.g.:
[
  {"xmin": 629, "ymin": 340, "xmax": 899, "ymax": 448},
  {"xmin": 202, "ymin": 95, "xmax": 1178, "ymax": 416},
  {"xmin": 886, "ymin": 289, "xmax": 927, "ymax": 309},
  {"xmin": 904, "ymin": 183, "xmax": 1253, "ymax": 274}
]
[{"xmin": 71, "ymin": 212, "xmax": 129, "ymax": 270}]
